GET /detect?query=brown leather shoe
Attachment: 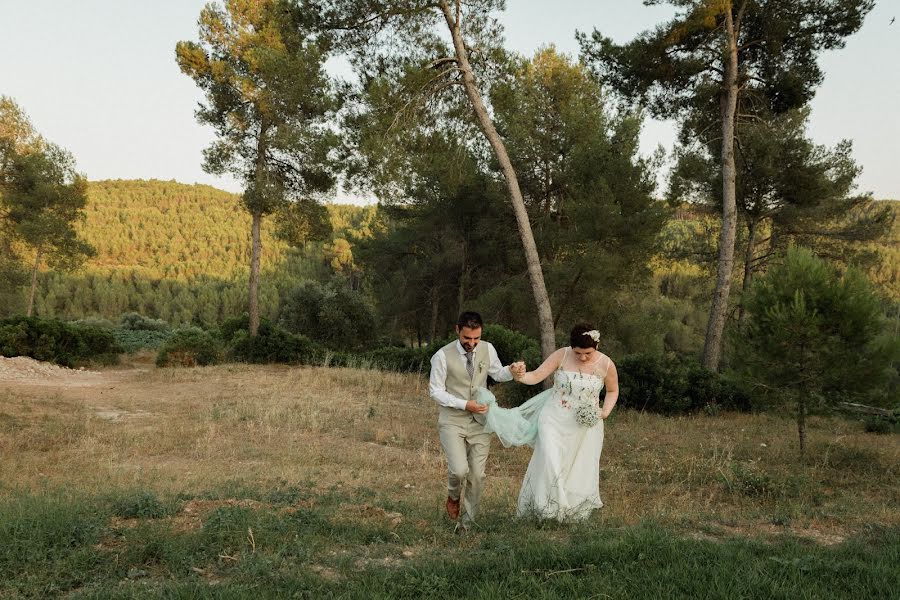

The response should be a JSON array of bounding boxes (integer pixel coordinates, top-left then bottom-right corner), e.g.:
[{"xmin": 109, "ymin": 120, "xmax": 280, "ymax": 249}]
[{"xmin": 446, "ymin": 496, "xmax": 460, "ymax": 520}]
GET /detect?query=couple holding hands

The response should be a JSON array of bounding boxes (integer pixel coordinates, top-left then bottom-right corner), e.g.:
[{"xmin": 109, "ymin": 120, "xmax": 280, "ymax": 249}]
[{"xmin": 429, "ymin": 311, "xmax": 619, "ymax": 531}]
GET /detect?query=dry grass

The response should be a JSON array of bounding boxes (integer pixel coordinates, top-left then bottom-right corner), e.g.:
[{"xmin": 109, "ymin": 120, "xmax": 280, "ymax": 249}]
[{"xmin": 1, "ymin": 360, "xmax": 897, "ymax": 544}]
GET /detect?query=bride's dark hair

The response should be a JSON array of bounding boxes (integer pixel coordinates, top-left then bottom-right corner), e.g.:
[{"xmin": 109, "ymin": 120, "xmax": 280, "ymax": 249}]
[{"xmin": 570, "ymin": 323, "xmax": 599, "ymax": 349}]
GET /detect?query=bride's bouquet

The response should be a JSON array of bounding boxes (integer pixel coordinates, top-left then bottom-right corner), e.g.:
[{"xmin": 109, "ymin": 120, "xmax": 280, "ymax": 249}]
[{"xmin": 573, "ymin": 395, "xmax": 600, "ymax": 428}]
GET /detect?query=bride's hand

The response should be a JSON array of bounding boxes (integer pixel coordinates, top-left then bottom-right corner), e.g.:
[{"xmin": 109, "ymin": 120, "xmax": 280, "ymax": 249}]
[{"xmin": 510, "ymin": 362, "xmax": 526, "ymax": 380}]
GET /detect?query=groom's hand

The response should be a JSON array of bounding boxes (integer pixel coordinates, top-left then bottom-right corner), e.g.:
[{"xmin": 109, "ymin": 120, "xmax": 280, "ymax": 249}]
[
  {"xmin": 510, "ymin": 362, "xmax": 526, "ymax": 379},
  {"xmin": 465, "ymin": 400, "xmax": 488, "ymax": 414}
]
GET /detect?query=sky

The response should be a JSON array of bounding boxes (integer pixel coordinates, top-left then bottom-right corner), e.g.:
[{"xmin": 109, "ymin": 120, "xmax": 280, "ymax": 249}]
[{"xmin": 1, "ymin": 1, "xmax": 898, "ymax": 202}]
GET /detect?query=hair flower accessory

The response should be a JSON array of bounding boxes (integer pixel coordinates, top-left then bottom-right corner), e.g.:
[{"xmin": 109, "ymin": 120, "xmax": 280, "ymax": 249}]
[{"xmin": 583, "ymin": 330, "xmax": 600, "ymax": 343}]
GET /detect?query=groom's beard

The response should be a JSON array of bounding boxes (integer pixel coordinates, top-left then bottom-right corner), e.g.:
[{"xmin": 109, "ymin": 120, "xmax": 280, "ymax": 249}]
[{"xmin": 462, "ymin": 342, "xmax": 477, "ymax": 352}]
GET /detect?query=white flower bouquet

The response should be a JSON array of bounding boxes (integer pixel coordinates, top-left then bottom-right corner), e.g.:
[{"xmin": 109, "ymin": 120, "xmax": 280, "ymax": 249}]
[{"xmin": 573, "ymin": 395, "xmax": 600, "ymax": 428}]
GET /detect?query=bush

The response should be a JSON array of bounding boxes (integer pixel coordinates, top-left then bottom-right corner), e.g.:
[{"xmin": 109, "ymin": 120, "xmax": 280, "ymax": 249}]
[
  {"xmin": 466, "ymin": 325, "xmax": 741, "ymax": 410},
  {"xmin": 228, "ymin": 323, "xmax": 320, "ymax": 365},
  {"xmin": 216, "ymin": 314, "xmax": 253, "ymax": 344},
  {"xmin": 112, "ymin": 329, "xmax": 172, "ymax": 353},
  {"xmin": 156, "ymin": 327, "xmax": 222, "ymax": 367},
  {"xmin": 277, "ymin": 281, "xmax": 377, "ymax": 351},
  {"xmin": 70, "ymin": 316, "xmax": 116, "ymax": 330},
  {"xmin": 617, "ymin": 354, "xmax": 751, "ymax": 415},
  {"xmin": 0, "ymin": 316, "xmax": 122, "ymax": 367},
  {"xmin": 482, "ymin": 324, "xmax": 542, "ymax": 369},
  {"xmin": 863, "ymin": 412, "xmax": 899, "ymax": 435},
  {"xmin": 70, "ymin": 322, "xmax": 123, "ymax": 365},
  {"xmin": 358, "ymin": 346, "xmax": 433, "ymax": 373},
  {"xmin": 119, "ymin": 312, "xmax": 171, "ymax": 332},
  {"xmin": 62, "ymin": 314, "xmax": 173, "ymax": 353}
]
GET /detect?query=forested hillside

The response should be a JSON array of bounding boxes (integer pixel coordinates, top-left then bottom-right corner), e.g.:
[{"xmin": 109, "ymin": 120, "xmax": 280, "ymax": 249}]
[
  {"xmin": 854, "ymin": 202, "xmax": 900, "ymax": 301},
  {"xmin": 82, "ymin": 179, "xmax": 280, "ymax": 280},
  {"xmin": 19, "ymin": 179, "xmax": 897, "ymax": 359},
  {"xmin": 28, "ymin": 179, "xmax": 376, "ymax": 326},
  {"xmin": 655, "ymin": 200, "xmax": 899, "ymax": 303}
]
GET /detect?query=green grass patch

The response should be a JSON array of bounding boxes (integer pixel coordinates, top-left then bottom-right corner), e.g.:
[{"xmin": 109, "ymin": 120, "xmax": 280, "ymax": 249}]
[{"xmin": 0, "ymin": 487, "xmax": 897, "ymax": 599}]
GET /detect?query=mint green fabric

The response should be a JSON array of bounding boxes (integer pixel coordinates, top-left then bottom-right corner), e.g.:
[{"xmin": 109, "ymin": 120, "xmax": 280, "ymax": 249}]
[{"xmin": 476, "ymin": 387, "xmax": 553, "ymax": 448}]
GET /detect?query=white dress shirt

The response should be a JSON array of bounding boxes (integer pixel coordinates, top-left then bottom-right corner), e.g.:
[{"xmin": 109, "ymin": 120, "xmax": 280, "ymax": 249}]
[{"xmin": 429, "ymin": 340, "xmax": 513, "ymax": 410}]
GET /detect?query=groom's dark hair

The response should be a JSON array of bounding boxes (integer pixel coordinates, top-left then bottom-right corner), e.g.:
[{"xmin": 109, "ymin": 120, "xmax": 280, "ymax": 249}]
[{"xmin": 457, "ymin": 311, "xmax": 483, "ymax": 330}]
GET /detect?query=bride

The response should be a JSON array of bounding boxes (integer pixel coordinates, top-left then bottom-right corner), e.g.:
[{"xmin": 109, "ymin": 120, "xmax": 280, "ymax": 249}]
[{"xmin": 479, "ymin": 324, "xmax": 619, "ymax": 521}]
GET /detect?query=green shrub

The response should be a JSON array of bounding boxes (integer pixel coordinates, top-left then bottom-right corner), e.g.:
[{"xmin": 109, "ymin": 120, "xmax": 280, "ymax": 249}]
[
  {"xmin": 216, "ymin": 313, "xmax": 252, "ymax": 343},
  {"xmin": 70, "ymin": 316, "xmax": 116, "ymax": 330},
  {"xmin": 70, "ymin": 322, "xmax": 123, "ymax": 365},
  {"xmin": 113, "ymin": 328, "xmax": 172, "ymax": 353},
  {"xmin": 119, "ymin": 312, "xmax": 171, "ymax": 332},
  {"xmin": 156, "ymin": 327, "xmax": 222, "ymax": 367},
  {"xmin": 617, "ymin": 354, "xmax": 751, "ymax": 415},
  {"xmin": 359, "ymin": 346, "xmax": 433, "ymax": 373},
  {"xmin": 0, "ymin": 316, "xmax": 122, "ymax": 366},
  {"xmin": 482, "ymin": 324, "xmax": 542, "ymax": 369},
  {"xmin": 277, "ymin": 281, "xmax": 377, "ymax": 351},
  {"xmin": 863, "ymin": 413, "xmax": 899, "ymax": 435},
  {"xmin": 726, "ymin": 462, "xmax": 778, "ymax": 498},
  {"xmin": 228, "ymin": 322, "xmax": 321, "ymax": 364}
]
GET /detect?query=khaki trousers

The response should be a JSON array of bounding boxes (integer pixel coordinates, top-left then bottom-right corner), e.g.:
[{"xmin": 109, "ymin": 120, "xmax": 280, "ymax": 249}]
[{"xmin": 439, "ymin": 414, "xmax": 492, "ymax": 525}]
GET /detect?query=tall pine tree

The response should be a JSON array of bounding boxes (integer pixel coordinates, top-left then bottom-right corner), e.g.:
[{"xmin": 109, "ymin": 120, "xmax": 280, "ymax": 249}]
[
  {"xmin": 318, "ymin": 0, "xmax": 558, "ymax": 359},
  {"xmin": 177, "ymin": 0, "xmax": 339, "ymax": 336},
  {"xmin": 581, "ymin": 0, "xmax": 874, "ymax": 370}
]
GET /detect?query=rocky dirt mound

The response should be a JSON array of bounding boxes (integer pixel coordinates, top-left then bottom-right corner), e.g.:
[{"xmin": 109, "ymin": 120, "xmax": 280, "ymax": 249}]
[{"xmin": 0, "ymin": 355, "xmax": 102, "ymax": 384}]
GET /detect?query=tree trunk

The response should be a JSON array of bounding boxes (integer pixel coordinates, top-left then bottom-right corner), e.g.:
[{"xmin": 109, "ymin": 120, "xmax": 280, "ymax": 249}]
[
  {"xmin": 249, "ymin": 121, "xmax": 269, "ymax": 338},
  {"xmin": 797, "ymin": 394, "xmax": 807, "ymax": 457},
  {"xmin": 457, "ymin": 241, "xmax": 468, "ymax": 314},
  {"xmin": 26, "ymin": 244, "xmax": 42, "ymax": 317},
  {"xmin": 429, "ymin": 286, "xmax": 439, "ymax": 343},
  {"xmin": 439, "ymin": 1, "xmax": 555, "ymax": 360},
  {"xmin": 738, "ymin": 218, "xmax": 758, "ymax": 322},
  {"xmin": 702, "ymin": 3, "xmax": 740, "ymax": 372},
  {"xmin": 248, "ymin": 211, "xmax": 262, "ymax": 337}
]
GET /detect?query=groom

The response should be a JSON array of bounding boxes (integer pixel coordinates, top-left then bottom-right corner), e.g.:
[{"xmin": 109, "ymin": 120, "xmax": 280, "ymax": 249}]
[{"xmin": 429, "ymin": 311, "xmax": 523, "ymax": 531}]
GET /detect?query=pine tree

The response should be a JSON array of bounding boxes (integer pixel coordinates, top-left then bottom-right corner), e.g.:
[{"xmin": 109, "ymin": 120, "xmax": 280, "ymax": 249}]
[
  {"xmin": 581, "ymin": 0, "xmax": 875, "ymax": 370},
  {"xmin": 177, "ymin": 0, "xmax": 339, "ymax": 335},
  {"xmin": 2, "ymin": 144, "xmax": 95, "ymax": 316},
  {"xmin": 736, "ymin": 247, "xmax": 897, "ymax": 455}
]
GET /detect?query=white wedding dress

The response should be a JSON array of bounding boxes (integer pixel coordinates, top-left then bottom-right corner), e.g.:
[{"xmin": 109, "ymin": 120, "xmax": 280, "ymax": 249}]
[{"xmin": 481, "ymin": 349, "xmax": 609, "ymax": 522}]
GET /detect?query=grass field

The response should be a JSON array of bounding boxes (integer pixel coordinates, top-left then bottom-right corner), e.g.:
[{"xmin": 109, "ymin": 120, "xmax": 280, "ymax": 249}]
[{"xmin": 1, "ymin": 357, "xmax": 898, "ymax": 598}]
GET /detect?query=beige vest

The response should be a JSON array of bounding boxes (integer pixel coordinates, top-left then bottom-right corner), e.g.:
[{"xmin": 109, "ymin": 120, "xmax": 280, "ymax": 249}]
[{"xmin": 438, "ymin": 341, "xmax": 490, "ymax": 425}]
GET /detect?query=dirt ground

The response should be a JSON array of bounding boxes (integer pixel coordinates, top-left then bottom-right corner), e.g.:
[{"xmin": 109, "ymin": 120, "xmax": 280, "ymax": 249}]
[
  {"xmin": 0, "ymin": 355, "xmax": 105, "ymax": 384},
  {"xmin": 0, "ymin": 355, "xmax": 154, "ymax": 420}
]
